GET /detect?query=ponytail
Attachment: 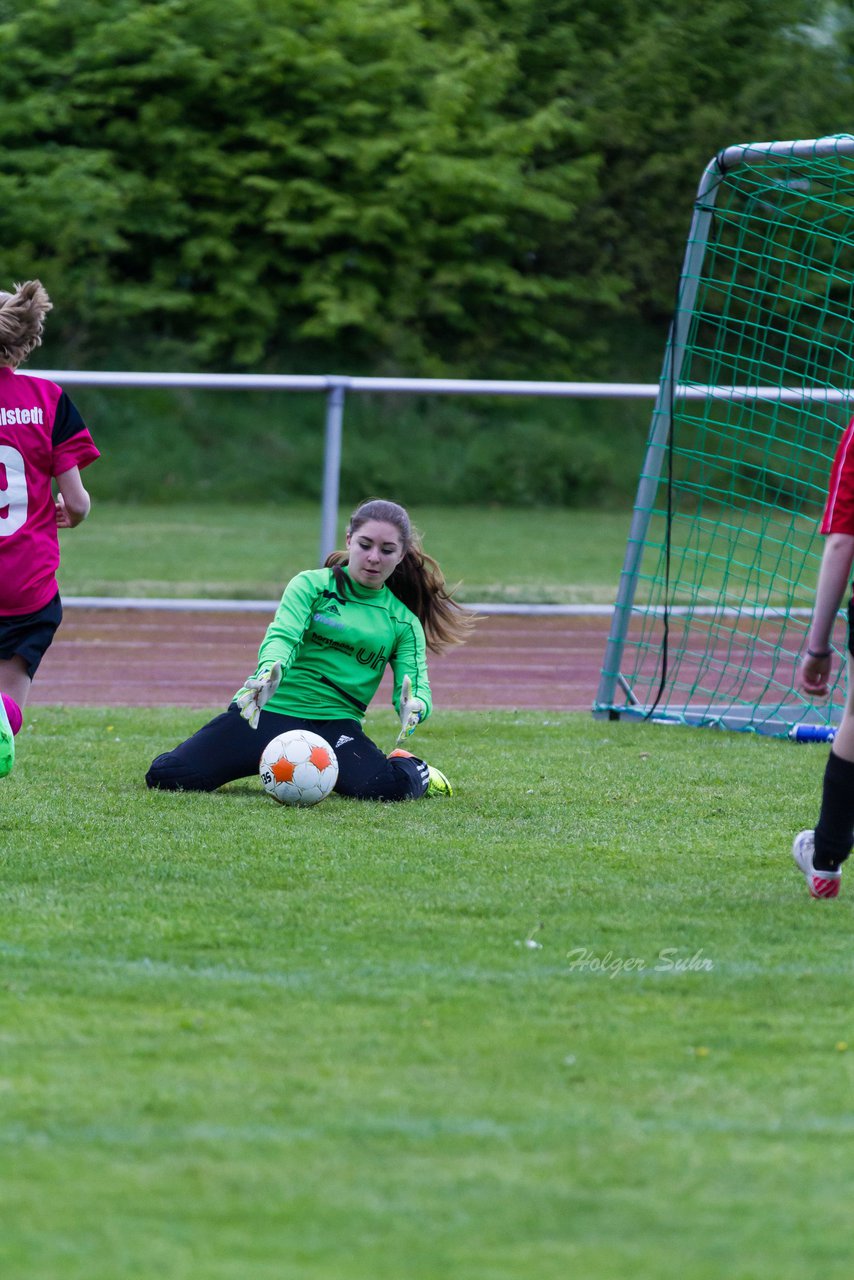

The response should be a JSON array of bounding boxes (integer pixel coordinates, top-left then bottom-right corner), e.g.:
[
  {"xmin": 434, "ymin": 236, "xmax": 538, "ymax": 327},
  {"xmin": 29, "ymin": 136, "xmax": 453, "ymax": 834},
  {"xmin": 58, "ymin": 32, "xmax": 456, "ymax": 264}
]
[
  {"xmin": 385, "ymin": 547, "xmax": 476, "ymax": 654},
  {"xmin": 0, "ymin": 280, "xmax": 52, "ymax": 368}
]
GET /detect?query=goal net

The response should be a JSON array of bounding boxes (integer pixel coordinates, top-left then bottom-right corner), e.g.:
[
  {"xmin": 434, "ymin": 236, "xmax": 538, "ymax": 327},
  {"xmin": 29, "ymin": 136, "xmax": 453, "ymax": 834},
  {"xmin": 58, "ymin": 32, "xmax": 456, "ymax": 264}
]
[{"xmin": 594, "ymin": 134, "xmax": 854, "ymax": 738}]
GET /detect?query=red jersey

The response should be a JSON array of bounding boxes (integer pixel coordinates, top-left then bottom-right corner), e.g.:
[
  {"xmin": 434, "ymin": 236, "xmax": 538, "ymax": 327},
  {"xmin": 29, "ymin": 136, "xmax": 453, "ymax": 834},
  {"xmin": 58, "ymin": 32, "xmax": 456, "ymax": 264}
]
[
  {"xmin": 0, "ymin": 367, "xmax": 99, "ymax": 615},
  {"xmin": 820, "ymin": 416, "xmax": 854, "ymax": 536}
]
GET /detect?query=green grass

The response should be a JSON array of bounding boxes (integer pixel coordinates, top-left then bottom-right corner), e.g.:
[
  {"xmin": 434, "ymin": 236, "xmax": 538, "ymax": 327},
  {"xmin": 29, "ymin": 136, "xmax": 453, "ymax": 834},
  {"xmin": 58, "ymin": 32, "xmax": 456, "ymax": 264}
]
[
  {"xmin": 58, "ymin": 503, "xmax": 634, "ymax": 603},
  {"xmin": 2, "ymin": 708, "xmax": 852, "ymax": 1279},
  {"xmin": 58, "ymin": 500, "xmax": 826, "ymax": 609}
]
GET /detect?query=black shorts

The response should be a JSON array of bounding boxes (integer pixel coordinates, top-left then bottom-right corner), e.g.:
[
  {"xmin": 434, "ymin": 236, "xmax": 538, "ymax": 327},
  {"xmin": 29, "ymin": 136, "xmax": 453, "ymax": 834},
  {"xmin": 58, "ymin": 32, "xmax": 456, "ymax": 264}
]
[{"xmin": 0, "ymin": 593, "xmax": 63, "ymax": 678}]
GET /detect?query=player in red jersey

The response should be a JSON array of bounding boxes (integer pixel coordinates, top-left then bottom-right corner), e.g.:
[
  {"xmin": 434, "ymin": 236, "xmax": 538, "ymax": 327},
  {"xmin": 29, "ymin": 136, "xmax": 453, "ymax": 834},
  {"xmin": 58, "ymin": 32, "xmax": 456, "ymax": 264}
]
[
  {"xmin": 793, "ymin": 417, "xmax": 854, "ymax": 897},
  {"xmin": 0, "ymin": 280, "xmax": 100, "ymax": 778}
]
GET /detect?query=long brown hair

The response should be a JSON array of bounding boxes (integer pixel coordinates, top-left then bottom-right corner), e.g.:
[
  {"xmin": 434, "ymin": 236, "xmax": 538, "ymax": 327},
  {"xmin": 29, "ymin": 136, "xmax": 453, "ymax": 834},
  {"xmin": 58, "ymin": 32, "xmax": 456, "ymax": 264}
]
[
  {"xmin": 325, "ymin": 498, "xmax": 477, "ymax": 654},
  {"xmin": 0, "ymin": 280, "xmax": 52, "ymax": 368}
]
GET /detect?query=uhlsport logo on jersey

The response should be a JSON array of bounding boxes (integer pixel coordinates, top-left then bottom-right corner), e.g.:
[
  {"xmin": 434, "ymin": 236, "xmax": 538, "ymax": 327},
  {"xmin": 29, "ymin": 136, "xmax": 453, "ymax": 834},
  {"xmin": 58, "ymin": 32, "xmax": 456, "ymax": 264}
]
[{"xmin": 355, "ymin": 646, "xmax": 389, "ymax": 670}]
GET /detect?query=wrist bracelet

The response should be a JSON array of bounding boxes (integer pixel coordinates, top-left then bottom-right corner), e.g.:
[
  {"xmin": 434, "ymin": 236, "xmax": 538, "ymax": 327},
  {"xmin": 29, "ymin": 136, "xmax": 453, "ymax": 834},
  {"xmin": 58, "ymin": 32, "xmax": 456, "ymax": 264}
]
[{"xmin": 806, "ymin": 647, "xmax": 832, "ymax": 659}]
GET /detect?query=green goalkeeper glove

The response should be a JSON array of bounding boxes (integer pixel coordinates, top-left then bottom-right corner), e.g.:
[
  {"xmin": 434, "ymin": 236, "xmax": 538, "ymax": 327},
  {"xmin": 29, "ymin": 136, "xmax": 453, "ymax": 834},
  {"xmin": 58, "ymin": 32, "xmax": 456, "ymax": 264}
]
[
  {"xmin": 235, "ymin": 661, "xmax": 282, "ymax": 729},
  {"xmin": 395, "ymin": 674, "xmax": 426, "ymax": 746}
]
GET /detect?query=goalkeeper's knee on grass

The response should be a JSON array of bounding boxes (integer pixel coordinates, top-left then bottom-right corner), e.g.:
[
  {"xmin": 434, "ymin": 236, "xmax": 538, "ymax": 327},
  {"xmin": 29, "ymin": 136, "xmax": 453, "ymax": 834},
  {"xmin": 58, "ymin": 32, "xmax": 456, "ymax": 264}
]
[{"xmin": 145, "ymin": 752, "xmax": 218, "ymax": 792}]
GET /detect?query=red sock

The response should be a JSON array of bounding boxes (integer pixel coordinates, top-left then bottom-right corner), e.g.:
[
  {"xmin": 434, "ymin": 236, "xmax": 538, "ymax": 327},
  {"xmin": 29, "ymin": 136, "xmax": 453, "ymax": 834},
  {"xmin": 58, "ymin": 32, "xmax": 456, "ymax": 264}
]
[{"xmin": 2, "ymin": 694, "xmax": 22, "ymax": 736}]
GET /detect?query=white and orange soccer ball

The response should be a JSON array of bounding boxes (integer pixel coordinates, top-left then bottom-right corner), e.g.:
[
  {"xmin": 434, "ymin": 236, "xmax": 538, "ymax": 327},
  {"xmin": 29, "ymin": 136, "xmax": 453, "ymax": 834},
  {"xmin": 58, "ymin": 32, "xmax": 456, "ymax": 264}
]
[{"xmin": 259, "ymin": 729, "xmax": 339, "ymax": 807}]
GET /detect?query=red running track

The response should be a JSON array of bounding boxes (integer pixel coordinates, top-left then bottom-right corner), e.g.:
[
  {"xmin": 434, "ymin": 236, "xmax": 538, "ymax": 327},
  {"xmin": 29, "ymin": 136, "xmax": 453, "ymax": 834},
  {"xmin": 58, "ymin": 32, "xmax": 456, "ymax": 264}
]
[{"xmin": 28, "ymin": 608, "xmax": 612, "ymax": 712}]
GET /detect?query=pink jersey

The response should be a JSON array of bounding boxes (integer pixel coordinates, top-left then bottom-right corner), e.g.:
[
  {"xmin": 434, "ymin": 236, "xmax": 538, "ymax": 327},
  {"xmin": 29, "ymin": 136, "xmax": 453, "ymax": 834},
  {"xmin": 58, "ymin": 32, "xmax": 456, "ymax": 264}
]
[{"xmin": 0, "ymin": 367, "xmax": 99, "ymax": 615}]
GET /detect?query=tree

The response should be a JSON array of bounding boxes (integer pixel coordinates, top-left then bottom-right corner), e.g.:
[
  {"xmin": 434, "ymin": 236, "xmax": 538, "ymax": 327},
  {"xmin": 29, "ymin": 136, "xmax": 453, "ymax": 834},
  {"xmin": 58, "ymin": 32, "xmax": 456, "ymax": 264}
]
[
  {"xmin": 0, "ymin": 0, "xmax": 609, "ymax": 373},
  {"xmin": 0, "ymin": 0, "xmax": 848, "ymax": 375}
]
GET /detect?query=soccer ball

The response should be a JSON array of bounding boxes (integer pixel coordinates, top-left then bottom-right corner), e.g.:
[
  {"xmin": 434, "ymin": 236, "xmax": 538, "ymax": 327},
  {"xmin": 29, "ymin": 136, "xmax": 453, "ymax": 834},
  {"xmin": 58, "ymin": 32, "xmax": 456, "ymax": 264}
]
[{"xmin": 259, "ymin": 729, "xmax": 339, "ymax": 807}]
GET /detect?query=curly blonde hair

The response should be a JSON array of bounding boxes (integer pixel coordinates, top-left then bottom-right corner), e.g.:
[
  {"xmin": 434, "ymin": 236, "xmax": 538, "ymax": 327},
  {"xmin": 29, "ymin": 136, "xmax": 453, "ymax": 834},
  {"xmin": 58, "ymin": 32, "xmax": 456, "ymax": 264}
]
[
  {"xmin": 325, "ymin": 498, "xmax": 478, "ymax": 654},
  {"xmin": 0, "ymin": 280, "xmax": 52, "ymax": 368}
]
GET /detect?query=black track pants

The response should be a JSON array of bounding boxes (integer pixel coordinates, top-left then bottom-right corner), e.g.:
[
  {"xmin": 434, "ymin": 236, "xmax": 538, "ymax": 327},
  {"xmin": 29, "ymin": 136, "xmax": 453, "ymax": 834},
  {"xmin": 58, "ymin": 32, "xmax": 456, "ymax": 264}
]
[{"xmin": 145, "ymin": 702, "xmax": 427, "ymax": 801}]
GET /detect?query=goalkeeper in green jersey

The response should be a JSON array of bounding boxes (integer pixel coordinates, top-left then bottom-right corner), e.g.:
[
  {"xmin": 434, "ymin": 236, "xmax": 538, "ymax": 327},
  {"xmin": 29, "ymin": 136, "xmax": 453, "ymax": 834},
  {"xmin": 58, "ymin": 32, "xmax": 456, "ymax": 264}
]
[{"xmin": 146, "ymin": 499, "xmax": 476, "ymax": 800}]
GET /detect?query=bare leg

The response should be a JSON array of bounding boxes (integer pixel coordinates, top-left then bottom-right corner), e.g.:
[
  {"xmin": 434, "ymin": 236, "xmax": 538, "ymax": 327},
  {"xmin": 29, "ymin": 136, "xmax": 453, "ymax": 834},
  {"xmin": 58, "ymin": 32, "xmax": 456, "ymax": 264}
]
[{"xmin": 0, "ymin": 655, "xmax": 31, "ymax": 710}]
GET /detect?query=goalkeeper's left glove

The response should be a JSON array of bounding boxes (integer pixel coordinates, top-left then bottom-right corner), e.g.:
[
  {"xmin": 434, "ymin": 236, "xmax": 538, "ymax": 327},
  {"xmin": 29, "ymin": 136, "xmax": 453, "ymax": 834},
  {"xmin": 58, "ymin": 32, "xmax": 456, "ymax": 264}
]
[
  {"xmin": 234, "ymin": 661, "xmax": 283, "ymax": 730},
  {"xmin": 396, "ymin": 674, "xmax": 426, "ymax": 744}
]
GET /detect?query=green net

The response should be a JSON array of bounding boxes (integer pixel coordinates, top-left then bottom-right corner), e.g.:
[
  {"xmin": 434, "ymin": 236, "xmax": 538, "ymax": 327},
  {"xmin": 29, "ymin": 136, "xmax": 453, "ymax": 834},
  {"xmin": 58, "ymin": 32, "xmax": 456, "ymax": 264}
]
[{"xmin": 595, "ymin": 135, "xmax": 854, "ymax": 738}]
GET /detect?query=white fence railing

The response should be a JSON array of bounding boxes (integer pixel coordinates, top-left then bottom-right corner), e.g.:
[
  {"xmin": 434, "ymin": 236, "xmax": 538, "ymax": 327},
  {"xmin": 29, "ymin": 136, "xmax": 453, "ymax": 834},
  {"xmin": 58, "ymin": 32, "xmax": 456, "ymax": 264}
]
[
  {"xmin": 32, "ymin": 369, "xmax": 666, "ymax": 561},
  {"xmin": 30, "ymin": 369, "xmax": 844, "ymax": 562}
]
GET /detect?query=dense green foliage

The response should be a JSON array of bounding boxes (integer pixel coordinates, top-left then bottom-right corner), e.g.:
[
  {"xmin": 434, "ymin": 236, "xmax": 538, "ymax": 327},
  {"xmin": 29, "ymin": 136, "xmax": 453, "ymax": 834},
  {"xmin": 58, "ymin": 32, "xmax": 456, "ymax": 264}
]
[
  {"xmin": 0, "ymin": 0, "xmax": 851, "ymax": 377},
  {"xmin": 74, "ymin": 380, "xmax": 652, "ymax": 506}
]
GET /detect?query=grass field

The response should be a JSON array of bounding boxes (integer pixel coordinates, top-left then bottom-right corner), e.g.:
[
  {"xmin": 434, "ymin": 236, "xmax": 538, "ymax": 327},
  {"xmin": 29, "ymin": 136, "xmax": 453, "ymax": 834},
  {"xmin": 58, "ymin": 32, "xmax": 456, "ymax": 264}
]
[
  {"xmin": 58, "ymin": 500, "xmax": 824, "ymax": 609},
  {"xmin": 3, "ymin": 504, "xmax": 851, "ymax": 1278},
  {"xmin": 2, "ymin": 705, "xmax": 852, "ymax": 1279},
  {"xmin": 57, "ymin": 502, "xmax": 633, "ymax": 603}
]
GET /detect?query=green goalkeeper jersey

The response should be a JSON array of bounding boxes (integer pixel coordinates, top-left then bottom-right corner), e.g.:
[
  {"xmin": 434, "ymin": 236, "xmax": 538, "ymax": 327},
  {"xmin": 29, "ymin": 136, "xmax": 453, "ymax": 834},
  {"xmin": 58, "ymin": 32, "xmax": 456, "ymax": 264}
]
[{"xmin": 235, "ymin": 567, "xmax": 432, "ymax": 723}]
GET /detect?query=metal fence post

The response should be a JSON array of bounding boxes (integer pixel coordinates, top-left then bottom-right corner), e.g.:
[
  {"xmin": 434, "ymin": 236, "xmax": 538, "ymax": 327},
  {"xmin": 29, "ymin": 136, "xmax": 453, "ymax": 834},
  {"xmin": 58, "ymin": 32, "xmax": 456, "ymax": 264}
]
[{"xmin": 319, "ymin": 377, "xmax": 349, "ymax": 565}]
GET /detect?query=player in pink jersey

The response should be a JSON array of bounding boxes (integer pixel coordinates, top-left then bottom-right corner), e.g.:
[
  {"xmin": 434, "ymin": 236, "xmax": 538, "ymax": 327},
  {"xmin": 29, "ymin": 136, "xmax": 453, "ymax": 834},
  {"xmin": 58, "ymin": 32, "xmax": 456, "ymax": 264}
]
[
  {"xmin": 0, "ymin": 280, "xmax": 100, "ymax": 778},
  {"xmin": 792, "ymin": 416, "xmax": 854, "ymax": 897}
]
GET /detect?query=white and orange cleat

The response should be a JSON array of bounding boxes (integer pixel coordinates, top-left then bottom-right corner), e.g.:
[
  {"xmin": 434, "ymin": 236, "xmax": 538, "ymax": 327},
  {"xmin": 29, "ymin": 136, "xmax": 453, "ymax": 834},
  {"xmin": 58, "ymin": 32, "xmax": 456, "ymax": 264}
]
[{"xmin": 792, "ymin": 830, "xmax": 841, "ymax": 899}]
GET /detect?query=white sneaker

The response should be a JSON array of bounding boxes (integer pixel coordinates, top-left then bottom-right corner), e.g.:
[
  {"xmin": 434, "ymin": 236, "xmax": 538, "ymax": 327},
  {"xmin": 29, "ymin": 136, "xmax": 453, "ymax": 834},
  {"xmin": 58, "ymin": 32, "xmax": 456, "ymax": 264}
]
[{"xmin": 792, "ymin": 830, "xmax": 841, "ymax": 899}]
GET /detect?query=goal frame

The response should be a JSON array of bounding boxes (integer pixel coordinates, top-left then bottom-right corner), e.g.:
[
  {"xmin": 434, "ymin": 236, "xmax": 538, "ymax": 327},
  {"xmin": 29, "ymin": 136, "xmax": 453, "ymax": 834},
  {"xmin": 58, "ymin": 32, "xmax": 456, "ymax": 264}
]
[{"xmin": 593, "ymin": 134, "xmax": 854, "ymax": 736}]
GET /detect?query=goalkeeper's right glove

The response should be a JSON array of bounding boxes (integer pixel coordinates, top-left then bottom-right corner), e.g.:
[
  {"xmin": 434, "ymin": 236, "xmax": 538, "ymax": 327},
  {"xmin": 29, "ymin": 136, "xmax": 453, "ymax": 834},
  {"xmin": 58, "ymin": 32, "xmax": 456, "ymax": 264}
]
[{"xmin": 234, "ymin": 661, "xmax": 282, "ymax": 729}]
